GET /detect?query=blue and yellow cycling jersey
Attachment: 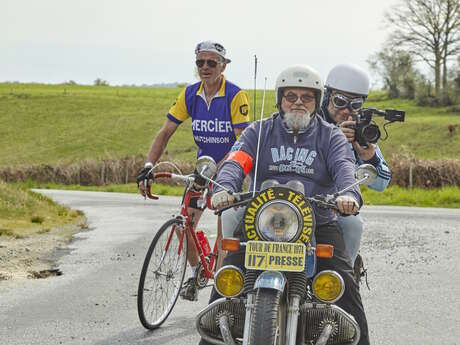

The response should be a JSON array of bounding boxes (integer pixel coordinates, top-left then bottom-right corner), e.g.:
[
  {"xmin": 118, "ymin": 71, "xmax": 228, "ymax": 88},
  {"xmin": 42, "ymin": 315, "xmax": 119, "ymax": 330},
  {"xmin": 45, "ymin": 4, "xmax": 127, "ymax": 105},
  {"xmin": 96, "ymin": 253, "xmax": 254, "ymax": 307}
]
[{"xmin": 167, "ymin": 76, "xmax": 250, "ymax": 163}]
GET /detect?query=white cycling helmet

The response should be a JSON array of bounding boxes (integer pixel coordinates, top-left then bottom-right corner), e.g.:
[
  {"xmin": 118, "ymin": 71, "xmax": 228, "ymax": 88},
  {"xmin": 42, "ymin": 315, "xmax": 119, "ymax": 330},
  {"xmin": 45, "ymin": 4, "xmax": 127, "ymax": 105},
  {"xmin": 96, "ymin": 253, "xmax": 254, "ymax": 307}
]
[
  {"xmin": 275, "ymin": 65, "xmax": 324, "ymax": 112},
  {"xmin": 325, "ymin": 64, "xmax": 370, "ymax": 97},
  {"xmin": 195, "ymin": 40, "xmax": 231, "ymax": 63}
]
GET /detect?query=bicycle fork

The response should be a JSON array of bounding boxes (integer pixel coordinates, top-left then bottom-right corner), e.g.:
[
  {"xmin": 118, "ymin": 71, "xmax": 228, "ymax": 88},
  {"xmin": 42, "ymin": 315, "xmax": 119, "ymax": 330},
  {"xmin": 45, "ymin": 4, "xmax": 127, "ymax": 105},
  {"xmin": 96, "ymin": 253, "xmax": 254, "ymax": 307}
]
[{"xmin": 157, "ymin": 218, "xmax": 186, "ymax": 271}]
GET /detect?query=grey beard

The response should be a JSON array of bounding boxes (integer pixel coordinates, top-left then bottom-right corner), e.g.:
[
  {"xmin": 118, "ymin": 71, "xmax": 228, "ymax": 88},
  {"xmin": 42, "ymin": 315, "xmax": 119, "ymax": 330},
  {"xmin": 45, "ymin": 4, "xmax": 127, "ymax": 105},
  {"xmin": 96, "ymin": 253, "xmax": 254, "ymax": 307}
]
[{"xmin": 283, "ymin": 111, "xmax": 311, "ymax": 131}]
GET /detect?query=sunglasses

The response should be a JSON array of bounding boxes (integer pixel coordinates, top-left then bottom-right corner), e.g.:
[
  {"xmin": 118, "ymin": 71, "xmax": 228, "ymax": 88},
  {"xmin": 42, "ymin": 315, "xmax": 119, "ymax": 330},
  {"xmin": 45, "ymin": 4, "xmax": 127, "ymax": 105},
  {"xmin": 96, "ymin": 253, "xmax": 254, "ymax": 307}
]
[
  {"xmin": 283, "ymin": 92, "xmax": 315, "ymax": 104},
  {"xmin": 331, "ymin": 94, "xmax": 364, "ymax": 111},
  {"xmin": 195, "ymin": 59, "xmax": 220, "ymax": 68}
]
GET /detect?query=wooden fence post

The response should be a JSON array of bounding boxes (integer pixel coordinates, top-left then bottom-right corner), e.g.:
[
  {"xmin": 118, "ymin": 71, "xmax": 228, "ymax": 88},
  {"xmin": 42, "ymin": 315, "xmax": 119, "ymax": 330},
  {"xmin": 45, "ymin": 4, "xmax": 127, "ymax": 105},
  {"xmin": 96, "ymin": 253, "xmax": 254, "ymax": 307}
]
[{"xmin": 409, "ymin": 162, "xmax": 413, "ymax": 189}]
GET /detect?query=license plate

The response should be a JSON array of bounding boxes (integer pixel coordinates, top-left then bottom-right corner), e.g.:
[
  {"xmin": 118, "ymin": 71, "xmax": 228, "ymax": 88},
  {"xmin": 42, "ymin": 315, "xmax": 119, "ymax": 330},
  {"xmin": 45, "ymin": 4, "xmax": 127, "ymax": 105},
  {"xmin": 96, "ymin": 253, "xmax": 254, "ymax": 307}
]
[{"xmin": 244, "ymin": 241, "xmax": 306, "ymax": 272}]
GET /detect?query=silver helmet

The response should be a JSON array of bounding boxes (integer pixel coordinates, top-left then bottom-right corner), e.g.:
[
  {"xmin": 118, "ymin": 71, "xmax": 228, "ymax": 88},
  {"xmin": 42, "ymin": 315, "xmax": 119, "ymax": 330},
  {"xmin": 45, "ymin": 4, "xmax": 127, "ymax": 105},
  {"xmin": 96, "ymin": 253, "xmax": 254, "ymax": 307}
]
[
  {"xmin": 275, "ymin": 65, "xmax": 324, "ymax": 112},
  {"xmin": 325, "ymin": 64, "xmax": 369, "ymax": 97}
]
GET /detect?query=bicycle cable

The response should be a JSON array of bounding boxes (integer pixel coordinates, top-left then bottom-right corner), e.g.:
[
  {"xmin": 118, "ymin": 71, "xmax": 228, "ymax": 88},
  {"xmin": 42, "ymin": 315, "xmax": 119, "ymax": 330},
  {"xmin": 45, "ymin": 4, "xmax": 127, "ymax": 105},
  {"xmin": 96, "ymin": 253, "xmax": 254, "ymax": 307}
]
[{"xmin": 153, "ymin": 161, "xmax": 183, "ymax": 175}]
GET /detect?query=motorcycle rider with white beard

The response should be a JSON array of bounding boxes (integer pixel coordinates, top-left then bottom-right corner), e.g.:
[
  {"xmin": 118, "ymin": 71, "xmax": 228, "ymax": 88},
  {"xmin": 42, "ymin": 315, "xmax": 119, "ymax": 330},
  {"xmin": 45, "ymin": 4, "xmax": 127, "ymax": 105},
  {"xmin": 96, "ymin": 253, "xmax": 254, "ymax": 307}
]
[{"xmin": 199, "ymin": 65, "xmax": 370, "ymax": 345}]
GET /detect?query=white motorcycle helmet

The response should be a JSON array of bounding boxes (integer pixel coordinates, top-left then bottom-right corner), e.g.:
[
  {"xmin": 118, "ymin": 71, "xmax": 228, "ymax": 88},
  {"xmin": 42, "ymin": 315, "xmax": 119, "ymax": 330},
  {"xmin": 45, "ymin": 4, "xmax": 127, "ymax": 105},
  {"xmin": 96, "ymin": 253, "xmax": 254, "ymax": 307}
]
[
  {"xmin": 325, "ymin": 64, "xmax": 370, "ymax": 97},
  {"xmin": 275, "ymin": 65, "xmax": 324, "ymax": 113}
]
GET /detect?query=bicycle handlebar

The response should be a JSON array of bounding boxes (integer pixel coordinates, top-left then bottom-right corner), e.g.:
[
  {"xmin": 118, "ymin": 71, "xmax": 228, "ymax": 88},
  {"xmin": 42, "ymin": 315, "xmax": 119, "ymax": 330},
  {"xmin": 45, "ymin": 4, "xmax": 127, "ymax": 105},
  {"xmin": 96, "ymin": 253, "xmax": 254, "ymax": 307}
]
[
  {"xmin": 144, "ymin": 172, "xmax": 195, "ymax": 200},
  {"xmin": 153, "ymin": 172, "xmax": 194, "ymax": 183}
]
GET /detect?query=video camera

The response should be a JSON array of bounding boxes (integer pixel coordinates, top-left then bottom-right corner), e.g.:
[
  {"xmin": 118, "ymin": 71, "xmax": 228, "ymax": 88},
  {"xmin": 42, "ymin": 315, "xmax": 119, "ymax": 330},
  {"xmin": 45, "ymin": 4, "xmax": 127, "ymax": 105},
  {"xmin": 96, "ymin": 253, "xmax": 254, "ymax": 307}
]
[{"xmin": 351, "ymin": 108, "xmax": 405, "ymax": 147}]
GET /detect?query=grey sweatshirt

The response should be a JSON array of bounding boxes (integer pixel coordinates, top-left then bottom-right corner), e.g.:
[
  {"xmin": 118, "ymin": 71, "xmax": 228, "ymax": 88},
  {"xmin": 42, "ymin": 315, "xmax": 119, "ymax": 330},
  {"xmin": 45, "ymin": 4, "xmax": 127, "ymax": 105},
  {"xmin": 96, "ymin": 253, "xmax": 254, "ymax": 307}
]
[{"xmin": 215, "ymin": 113, "xmax": 362, "ymax": 225}]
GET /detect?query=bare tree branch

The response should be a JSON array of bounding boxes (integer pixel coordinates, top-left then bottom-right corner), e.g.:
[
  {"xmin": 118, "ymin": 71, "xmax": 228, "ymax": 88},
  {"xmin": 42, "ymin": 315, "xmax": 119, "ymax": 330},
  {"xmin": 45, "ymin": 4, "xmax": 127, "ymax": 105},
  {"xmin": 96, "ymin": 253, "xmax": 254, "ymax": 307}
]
[{"xmin": 384, "ymin": 0, "xmax": 460, "ymax": 95}]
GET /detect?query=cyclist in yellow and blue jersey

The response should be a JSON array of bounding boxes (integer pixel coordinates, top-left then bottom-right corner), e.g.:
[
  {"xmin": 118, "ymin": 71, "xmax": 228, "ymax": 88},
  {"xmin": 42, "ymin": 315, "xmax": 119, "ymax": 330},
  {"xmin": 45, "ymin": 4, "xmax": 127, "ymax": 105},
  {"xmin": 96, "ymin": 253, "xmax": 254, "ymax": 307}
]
[
  {"xmin": 168, "ymin": 71, "xmax": 250, "ymax": 163},
  {"xmin": 138, "ymin": 41, "xmax": 250, "ymax": 301}
]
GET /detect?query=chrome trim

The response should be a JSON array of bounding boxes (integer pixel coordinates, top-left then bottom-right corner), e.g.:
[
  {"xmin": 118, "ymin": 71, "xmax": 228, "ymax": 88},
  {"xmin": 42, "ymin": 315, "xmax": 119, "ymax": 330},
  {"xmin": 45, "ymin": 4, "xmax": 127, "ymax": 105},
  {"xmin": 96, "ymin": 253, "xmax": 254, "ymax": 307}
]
[
  {"xmin": 218, "ymin": 314, "xmax": 236, "ymax": 345},
  {"xmin": 242, "ymin": 293, "xmax": 254, "ymax": 345},
  {"xmin": 196, "ymin": 298, "xmax": 237, "ymax": 345},
  {"xmin": 301, "ymin": 302, "xmax": 361, "ymax": 345},
  {"xmin": 254, "ymin": 271, "xmax": 286, "ymax": 291},
  {"xmin": 285, "ymin": 295, "xmax": 301, "ymax": 345},
  {"xmin": 315, "ymin": 323, "xmax": 333, "ymax": 345}
]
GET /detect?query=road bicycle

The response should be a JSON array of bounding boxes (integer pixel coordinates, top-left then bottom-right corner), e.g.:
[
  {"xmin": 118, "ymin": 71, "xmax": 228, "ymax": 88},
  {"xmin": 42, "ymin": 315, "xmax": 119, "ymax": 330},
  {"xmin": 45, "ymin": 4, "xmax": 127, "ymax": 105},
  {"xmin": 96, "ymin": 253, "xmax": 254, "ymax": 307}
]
[{"xmin": 137, "ymin": 156, "xmax": 221, "ymax": 330}]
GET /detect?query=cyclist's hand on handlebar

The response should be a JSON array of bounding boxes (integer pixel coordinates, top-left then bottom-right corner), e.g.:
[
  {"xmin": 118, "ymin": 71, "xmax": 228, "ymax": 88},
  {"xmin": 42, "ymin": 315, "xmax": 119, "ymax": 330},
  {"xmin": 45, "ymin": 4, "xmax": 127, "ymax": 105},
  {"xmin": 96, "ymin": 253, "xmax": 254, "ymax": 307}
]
[
  {"xmin": 136, "ymin": 162, "xmax": 154, "ymax": 196},
  {"xmin": 211, "ymin": 190, "xmax": 235, "ymax": 209},
  {"xmin": 336, "ymin": 195, "xmax": 359, "ymax": 215}
]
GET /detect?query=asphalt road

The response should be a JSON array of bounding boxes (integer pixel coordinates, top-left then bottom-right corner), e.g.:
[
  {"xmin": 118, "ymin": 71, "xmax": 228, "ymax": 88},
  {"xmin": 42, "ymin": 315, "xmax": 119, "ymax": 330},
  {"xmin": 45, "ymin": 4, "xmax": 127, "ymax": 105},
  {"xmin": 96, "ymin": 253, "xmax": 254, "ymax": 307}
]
[{"xmin": 1, "ymin": 190, "xmax": 459, "ymax": 345}]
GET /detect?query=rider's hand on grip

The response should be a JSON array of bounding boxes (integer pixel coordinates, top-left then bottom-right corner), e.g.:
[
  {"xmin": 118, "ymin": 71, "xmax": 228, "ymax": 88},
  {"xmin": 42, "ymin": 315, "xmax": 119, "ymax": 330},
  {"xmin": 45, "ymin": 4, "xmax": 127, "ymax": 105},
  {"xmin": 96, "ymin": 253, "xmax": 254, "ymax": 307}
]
[
  {"xmin": 211, "ymin": 190, "xmax": 235, "ymax": 209},
  {"xmin": 137, "ymin": 162, "xmax": 154, "ymax": 197},
  {"xmin": 336, "ymin": 195, "xmax": 359, "ymax": 215}
]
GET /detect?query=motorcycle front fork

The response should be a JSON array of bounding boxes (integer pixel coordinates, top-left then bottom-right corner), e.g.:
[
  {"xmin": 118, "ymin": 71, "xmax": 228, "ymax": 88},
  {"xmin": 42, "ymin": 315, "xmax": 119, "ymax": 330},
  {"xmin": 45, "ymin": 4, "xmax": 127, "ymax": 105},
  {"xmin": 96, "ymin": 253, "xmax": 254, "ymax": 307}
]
[
  {"xmin": 242, "ymin": 293, "xmax": 254, "ymax": 345},
  {"xmin": 285, "ymin": 295, "xmax": 301, "ymax": 345}
]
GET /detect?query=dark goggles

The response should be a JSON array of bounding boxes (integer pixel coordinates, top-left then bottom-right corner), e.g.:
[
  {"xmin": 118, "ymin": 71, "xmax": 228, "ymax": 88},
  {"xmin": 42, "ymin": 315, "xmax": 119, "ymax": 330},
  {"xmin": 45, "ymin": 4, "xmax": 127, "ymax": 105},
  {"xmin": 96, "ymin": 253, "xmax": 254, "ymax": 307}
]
[
  {"xmin": 283, "ymin": 92, "xmax": 315, "ymax": 104},
  {"xmin": 195, "ymin": 59, "xmax": 220, "ymax": 68},
  {"xmin": 332, "ymin": 94, "xmax": 364, "ymax": 111}
]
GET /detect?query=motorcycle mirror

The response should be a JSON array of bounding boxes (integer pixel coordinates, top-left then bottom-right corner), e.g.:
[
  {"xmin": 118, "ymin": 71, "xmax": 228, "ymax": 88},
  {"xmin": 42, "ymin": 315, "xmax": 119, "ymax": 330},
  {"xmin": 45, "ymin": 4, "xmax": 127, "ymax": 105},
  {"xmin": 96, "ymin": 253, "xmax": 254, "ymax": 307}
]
[
  {"xmin": 355, "ymin": 164, "xmax": 377, "ymax": 185},
  {"xmin": 196, "ymin": 155, "xmax": 217, "ymax": 179},
  {"xmin": 285, "ymin": 180, "xmax": 305, "ymax": 195},
  {"xmin": 260, "ymin": 179, "xmax": 280, "ymax": 190}
]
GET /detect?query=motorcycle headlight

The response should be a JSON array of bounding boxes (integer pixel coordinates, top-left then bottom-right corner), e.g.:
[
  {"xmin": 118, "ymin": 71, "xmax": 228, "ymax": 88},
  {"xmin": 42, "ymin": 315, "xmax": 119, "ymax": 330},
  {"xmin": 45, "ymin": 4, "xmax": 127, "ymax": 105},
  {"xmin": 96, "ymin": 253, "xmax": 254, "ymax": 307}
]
[
  {"xmin": 312, "ymin": 270, "xmax": 345, "ymax": 303},
  {"xmin": 214, "ymin": 265, "xmax": 244, "ymax": 298},
  {"xmin": 256, "ymin": 200, "xmax": 301, "ymax": 242}
]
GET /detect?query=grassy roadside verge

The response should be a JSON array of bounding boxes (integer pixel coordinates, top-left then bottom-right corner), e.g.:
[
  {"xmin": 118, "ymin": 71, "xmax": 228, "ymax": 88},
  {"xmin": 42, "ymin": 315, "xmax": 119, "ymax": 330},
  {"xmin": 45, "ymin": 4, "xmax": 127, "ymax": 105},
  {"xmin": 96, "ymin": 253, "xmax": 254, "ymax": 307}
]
[
  {"xmin": 0, "ymin": 180, "xmax": 86, "ymax": 238},
  {"xmin": 17, "ymin": 180, "xmax": 185, "ymax": 196},
  {"xmin": 16, "ymin": 181, "xmax": 460, "ymax": 209},
  {"xmin": 361, "ymin": 185, "xmax": 460, "ymax": 208}
]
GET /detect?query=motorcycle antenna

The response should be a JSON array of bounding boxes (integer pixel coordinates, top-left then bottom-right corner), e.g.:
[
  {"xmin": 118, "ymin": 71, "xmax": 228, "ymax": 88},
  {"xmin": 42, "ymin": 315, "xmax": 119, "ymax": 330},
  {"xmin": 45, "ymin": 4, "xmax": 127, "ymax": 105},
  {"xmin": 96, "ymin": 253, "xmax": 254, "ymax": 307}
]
[
  {"xmin": 253, "ymin": 55, "xmax": 257, "ymax": 123},
  {"xmin": 252, "ymin": 76, "xmax": 267, "ymax": 197}
]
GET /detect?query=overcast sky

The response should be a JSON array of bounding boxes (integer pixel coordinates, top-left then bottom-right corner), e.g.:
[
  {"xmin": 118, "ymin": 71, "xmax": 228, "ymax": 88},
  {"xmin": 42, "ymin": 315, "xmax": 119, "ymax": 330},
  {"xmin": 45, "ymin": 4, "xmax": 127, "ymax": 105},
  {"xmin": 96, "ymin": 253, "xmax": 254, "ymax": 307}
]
[{"xmin": 2, "ymin": 0, "xmax": 402, "ymax": 89}]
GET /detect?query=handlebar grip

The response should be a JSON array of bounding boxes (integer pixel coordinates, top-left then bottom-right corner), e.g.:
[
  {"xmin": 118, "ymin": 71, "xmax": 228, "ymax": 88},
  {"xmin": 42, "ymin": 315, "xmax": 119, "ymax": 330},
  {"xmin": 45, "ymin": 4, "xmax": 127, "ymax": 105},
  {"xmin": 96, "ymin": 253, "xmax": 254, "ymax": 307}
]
[
  {"xmin": 213, "ymin": 194, "xmax": 254, "ymax": 216},
  {"xmin": 153, "ymin": 172, "xmax": 173, "ymax": 179},
  {"xmin": 146, "ymin": 190, "xmax": 159, "ymax": 200},
  {"xmin": 142, "ymin": 171, "xmax": 194, "ymax": 201},
  {"xmin": 145, "ymin": 181, "xmax": 159, "ymax": 200}
]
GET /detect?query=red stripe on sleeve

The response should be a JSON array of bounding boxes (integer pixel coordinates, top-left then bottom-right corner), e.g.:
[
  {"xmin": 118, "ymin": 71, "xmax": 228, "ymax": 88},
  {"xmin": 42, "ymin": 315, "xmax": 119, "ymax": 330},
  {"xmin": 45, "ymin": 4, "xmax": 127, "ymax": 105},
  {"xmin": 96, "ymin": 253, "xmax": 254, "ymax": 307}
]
[{"xmin": 227, "ymin": 151, "xmax": 254, "ymax": 175}]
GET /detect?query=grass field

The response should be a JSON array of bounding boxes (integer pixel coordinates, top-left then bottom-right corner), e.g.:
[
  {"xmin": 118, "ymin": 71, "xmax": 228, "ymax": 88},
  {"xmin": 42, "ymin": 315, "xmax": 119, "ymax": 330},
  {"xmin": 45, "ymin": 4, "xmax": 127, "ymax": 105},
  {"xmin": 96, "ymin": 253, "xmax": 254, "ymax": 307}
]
[
  {"xmin": 1, "ymin": 82, "xmax": 459, "ymax": 235},
  {"xmin": 363, "ymin": 94, "xmax": 460, "ymax": 160},
  {"xmin": 1, "ymin": 83, "xmax": 460, "ymax": 169}
]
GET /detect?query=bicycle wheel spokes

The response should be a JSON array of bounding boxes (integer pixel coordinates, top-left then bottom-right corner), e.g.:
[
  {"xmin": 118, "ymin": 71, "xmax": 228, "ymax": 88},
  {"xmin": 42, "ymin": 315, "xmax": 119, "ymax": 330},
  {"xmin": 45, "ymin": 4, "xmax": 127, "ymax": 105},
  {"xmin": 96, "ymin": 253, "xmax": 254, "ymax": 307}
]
[{"xmin": 137, "ymin": 218, "xmax": 188, "ymax": 329}]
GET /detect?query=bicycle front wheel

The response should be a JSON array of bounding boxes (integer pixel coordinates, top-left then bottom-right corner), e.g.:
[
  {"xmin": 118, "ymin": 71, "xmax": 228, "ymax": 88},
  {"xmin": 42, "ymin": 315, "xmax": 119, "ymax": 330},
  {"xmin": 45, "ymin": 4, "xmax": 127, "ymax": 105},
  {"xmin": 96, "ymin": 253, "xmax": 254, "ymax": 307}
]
[{"xmin": 137, "ymin": 218, "xmax": 188, "ymax": 329}]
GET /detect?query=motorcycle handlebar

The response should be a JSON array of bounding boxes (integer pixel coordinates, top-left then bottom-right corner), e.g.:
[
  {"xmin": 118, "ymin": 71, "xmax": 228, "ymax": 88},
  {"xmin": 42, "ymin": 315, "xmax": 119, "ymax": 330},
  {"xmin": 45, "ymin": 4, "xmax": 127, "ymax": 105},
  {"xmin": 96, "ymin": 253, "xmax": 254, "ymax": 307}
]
[
  {"xmin": 213, "ymin": 192, "xmax": 341, "ymax": 215},
  {"xmin": 213, "ymin": 191, "xmax": 254, "ymax": 215},
  {"xmin": 306, "ymin": 196, "xmax": 338, "ymax": 211}
]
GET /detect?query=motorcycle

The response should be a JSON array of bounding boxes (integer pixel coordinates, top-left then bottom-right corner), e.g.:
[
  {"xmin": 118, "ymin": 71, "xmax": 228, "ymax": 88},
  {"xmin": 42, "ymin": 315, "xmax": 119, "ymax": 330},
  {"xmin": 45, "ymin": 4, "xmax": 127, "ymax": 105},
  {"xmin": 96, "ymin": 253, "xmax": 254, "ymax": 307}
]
[{"xmin": 195, "ymin": 164, "xmax": 377, "ymax": 345}]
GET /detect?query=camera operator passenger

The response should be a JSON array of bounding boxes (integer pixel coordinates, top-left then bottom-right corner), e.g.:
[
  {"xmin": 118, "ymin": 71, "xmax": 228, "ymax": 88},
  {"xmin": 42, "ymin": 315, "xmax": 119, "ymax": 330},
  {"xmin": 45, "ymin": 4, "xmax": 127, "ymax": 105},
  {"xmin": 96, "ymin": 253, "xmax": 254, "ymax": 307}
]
[{"xmin": 319, "ymin": 64, "xmax": 391, "ymax": 267}]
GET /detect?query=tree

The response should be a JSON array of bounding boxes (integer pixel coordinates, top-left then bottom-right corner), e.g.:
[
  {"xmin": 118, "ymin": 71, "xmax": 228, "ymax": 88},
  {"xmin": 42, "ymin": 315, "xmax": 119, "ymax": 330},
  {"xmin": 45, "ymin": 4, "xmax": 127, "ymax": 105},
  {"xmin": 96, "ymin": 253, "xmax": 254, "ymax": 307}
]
[
  {"xmin": 385, "ymin": 0, "xmax": 460, "ymax": 97},
  {"xmin": 454, "ymin": 55, "xmax": 460, "ymax": 89},
  {"xmin": 367, "ymin": 48, "xmax": 419, "ymax": 99},
  {"xmin": 94, "ymin": 78, "xmax": 109, "ymax": 86},
  {"xmin": 442, "ymin": 0, "xmax": 460, "ymax": 91}
]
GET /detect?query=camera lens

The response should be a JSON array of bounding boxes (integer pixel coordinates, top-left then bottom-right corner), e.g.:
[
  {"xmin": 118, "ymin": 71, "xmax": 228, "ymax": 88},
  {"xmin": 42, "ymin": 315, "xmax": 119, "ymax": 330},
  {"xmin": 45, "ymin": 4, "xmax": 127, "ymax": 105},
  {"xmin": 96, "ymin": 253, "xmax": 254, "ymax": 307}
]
[{"xmin": 362, "ymin": 124, "xmax": 381, "ymax": 144}]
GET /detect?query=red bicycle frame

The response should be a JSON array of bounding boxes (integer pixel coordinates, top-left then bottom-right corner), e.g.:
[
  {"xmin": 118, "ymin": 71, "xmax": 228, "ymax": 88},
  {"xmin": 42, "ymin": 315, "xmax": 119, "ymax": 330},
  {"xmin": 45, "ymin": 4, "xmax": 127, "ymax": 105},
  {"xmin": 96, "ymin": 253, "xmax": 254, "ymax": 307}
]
[{"xmin": 147, "ymin": 172, "xmax": 218, "ymax": 279}]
